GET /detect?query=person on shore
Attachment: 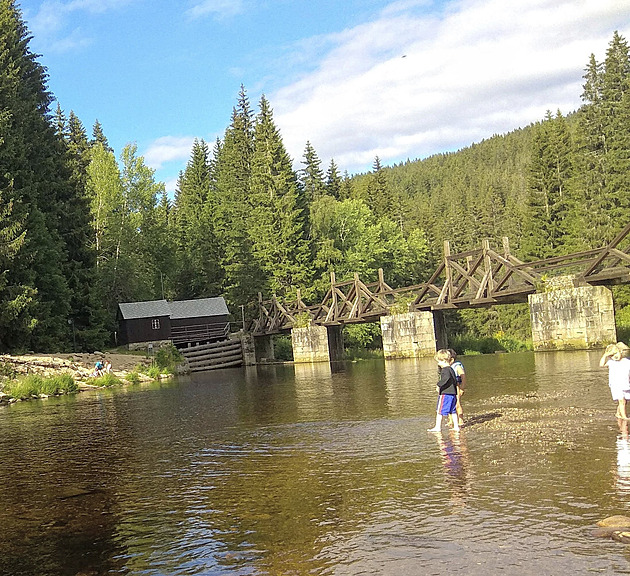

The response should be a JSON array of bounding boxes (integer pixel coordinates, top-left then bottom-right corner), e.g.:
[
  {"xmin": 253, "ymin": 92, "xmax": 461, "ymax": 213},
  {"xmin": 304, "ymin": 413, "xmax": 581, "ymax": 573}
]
[
  {"xmin": 600, "ymin": 343, "xmax": 630, "ymax": 419},
  {"xmin": 91, "ymin": 360, "xmax": 104, "ymax": 378},
  {"xmin": 428, "ymin": 349, "xmax": 460, "ymax": 432},
  {"xmin": 448, "ymin": 348, "xmax": 467, "ymax": 427},
  {"xmin": 104, "ymin": 359, "xmax": 112, "ymax": 374}
]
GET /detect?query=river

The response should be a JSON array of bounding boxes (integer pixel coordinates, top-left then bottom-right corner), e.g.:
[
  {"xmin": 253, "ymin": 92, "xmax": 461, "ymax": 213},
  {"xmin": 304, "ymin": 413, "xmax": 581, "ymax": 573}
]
[{"xmin": 1, "ymin": 350, "xmax": 629, "ymax": 575}]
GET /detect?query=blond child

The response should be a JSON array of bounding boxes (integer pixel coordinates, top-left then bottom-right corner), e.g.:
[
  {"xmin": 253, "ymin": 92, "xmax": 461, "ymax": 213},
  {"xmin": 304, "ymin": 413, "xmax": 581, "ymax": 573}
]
[
  {"xmin": 600, "ymin": 343, "xmax": 630, "ymax": 419},
  {"xmin": 428, "ymin": 349, "xmax": 460, "ymax": 432}
]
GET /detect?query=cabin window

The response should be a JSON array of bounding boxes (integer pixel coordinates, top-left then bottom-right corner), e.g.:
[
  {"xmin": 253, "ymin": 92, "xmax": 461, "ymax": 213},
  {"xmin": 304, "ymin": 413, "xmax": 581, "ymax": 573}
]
[{"xmin": 151, "ymin": 318, "xmax": 160, "ymax": 330}]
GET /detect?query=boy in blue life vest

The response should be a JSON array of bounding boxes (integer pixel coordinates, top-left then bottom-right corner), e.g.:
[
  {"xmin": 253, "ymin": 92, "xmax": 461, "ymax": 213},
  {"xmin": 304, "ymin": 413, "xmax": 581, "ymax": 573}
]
[
  {"xmin": 448, "ymin": 348, "xmax": 467, "ymax": 427},
  {"xmin": 428, "ymin": 349, "xmax": 460, "ymax": 432}
]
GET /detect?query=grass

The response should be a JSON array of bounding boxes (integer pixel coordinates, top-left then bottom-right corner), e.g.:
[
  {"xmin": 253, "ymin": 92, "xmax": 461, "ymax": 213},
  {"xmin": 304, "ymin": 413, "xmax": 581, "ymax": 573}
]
[
  {"xmin": 87, "ymin": 373, "xmax": 123, "ymax": 387},
  {"xmin": 125, "ymin": 371, "xmax": 141, "ymax": 384},
  {"xmin": 3, "ymin": 373, "xmax": 78, "ymax": 399}
]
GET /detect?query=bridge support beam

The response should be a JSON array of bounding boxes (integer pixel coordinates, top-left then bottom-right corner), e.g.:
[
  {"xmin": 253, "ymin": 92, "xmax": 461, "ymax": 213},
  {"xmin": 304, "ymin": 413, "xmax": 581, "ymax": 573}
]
[
  {"xmin": 292, "ymin": 325, "xmax": 344, "ymax": 363},
  {"xmin": 380, "ymin": 311, "xmax": 441, "ymax": 358},
  {"xmin": 254, "ymin": 334, "xmax": 275, "ymax": 363},
  {"xmin": 528, "ymin": 276, "xmax": 617, "ymax": 350}
]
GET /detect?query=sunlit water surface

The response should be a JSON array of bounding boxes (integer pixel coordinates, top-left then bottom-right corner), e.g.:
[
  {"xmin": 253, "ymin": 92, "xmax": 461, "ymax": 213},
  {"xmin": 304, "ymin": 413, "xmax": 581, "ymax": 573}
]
[{"xmin": 1, "ymin": 351, "xmax": 630, "ymax": 575}]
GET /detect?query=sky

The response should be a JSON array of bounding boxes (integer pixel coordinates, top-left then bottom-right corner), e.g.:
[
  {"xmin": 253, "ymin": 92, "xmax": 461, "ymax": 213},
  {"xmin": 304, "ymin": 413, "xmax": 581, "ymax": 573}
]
[{"xmin": 17, "ymin": 0, "xmax": 630, "ymax": 195}]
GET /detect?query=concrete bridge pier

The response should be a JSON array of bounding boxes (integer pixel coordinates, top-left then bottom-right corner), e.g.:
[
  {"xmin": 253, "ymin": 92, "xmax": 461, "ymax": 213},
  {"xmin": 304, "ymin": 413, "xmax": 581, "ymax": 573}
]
[
  {"xmin": 291, "ymin": 325, "xmax": 344, "ymax": 363},
  {"xmin": 380, "ymin": 310, "xmax": 445, "ymax": 358},
  {"xmin": 528, "ymin": 275, "xmax": 617, "ymax": 350}
]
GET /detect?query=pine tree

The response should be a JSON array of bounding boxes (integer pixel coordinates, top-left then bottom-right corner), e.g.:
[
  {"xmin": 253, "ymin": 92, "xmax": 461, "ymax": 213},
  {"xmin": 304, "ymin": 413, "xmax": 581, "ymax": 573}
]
[
  {"xmin": 213, "ymin": 85, "xmax": 262, "ymax": 308},
  {"xmin": 0, "ymin": 0, "xmax": 74, "ymax": 350},
  {"xmin": 521, "ymin": 112, "xmax": 572, "ymax": 259},
  {"xmin": 299, "ymin": 141, "xmax": 325, "ymax": 203},
  {"xmin": 574, "ymin": 32, "xmax": 630, "ymax": 247},
  {"xmin": 171, "ymin": 139, "xmax": 222, "ymax": 298},
  {"xmin": 248, "ymin": 95, "xmax": 312, "ymax": 299},
  {"xmin": 91, "ymin": 119, "xmax": 112, "ymax": 152},
  {"xmin": 325, "ymin": 159, "xmax": 342, "ymax": 200},
  {"xmin": 366, "ymin": 156, "xmax": 394, "ymax": 217}
]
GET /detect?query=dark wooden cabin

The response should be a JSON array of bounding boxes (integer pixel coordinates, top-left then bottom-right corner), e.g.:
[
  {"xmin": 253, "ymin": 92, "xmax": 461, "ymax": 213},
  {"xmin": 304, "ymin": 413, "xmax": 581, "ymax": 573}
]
[{"xmin": 117, "ymin": 297, "xmax": 230, "ymax": 348}]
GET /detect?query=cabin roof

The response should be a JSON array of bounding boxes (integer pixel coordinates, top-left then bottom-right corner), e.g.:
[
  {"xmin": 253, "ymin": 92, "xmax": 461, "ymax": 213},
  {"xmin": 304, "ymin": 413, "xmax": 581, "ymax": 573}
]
[
  {"xmin": 118, "ymin": 299, "xmax": 171, "ymax": 320},
  {"xmin": 169, "ymin": 297, "xmax": 230, "ymax": 319},
  {"xmin": 118, "ymin": 297, "xmax": 229, "ymax": 320}
]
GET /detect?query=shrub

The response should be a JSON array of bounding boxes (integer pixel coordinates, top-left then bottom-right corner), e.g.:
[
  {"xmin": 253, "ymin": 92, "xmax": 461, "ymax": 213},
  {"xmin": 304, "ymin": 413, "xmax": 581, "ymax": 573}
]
[
  {"xmin": 146, "ymin": 365, "xmax": 162, "ymax": 380},
  {"xmin": 89, "ymin": 373, "xmax": 122, "ymax": 387},
  {"xmin": 125, "ymin": 371, "xmax": 141, "ymax": 385},
  {"xmin": 344, "ymin": 323, "xmax": 382, "ymax": 350},
  {"xmin": 154, "ymin": 344, "xmax": 184, "ymax": 373},
  {"xmin": 273, "ymin": 335, "xmax": 293, "ymax": 361}
]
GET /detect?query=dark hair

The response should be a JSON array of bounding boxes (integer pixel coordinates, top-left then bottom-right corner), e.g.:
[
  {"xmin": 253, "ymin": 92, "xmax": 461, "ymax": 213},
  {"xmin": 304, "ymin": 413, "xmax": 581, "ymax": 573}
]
[{"xmin": 447, "ymin": 348, "xmax": 457, "ymax": 360}]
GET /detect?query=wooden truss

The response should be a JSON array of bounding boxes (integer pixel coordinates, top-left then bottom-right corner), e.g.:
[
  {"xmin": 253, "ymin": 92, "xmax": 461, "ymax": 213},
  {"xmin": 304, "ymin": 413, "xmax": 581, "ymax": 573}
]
[{"xmin": 249, "ymin": 222, "xmax": 630, "ymax": 335}]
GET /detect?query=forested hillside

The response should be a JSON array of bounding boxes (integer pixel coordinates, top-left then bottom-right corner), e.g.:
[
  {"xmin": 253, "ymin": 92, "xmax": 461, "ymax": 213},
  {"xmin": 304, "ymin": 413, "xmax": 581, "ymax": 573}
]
[{"xmin": 1, "ymin": 0, "xmax": 629, "ymax": 353}]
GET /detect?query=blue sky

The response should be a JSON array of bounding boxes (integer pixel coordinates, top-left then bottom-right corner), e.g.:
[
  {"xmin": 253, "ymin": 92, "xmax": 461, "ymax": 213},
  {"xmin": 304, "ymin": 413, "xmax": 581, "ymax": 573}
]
[{"xmin": 18, "ymin": 0, "xmax": 630, "ymax": 195}]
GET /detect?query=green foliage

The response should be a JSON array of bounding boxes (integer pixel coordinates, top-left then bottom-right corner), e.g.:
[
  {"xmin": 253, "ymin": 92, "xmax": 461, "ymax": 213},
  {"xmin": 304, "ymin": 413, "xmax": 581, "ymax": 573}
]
[
  {"xmin": 88, "ymin": 373, "xmax": 122, "ymax": 387},
  {"xmin": 293, "ymin": 312, "xmax": 312, "ymax": 328},
  {"xmin": 272, "ymin": 335, "xmax": 293, "ymax": 361},
  {"xmin": 125, "ymin": 371, "xmax": 141, "ymax": 384},
  {"xmin": 344, "ymin": 323, "xmax": 382, "ymax": 350},
  {"xmin": 3, "ymin": 373, "xmax": 77, "ymax": 398},
  {"xmin": 147, "ymin": 365, "xmax": 162, "ymax": 380},
  {"xmin": 154, "ymin": 344, "xmax": 183, "ymax": 373}
]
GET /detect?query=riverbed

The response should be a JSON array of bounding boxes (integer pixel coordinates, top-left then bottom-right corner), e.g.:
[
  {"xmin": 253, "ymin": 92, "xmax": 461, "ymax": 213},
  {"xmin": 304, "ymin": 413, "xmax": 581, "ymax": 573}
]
[{"xmin": 1, "ymin": 350, "xmax": 628, "ymax": 575}]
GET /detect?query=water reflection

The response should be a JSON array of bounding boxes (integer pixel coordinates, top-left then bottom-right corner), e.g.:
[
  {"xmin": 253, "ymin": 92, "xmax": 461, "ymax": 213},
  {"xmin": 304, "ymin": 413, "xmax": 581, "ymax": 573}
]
[
  {"xmin": 433, "ymin": 431, "xmax": 470, "ymax": 508},
  {"xmin": 2, "ymin": 351, "xmax": 630, "ymax": 575},
  {"xmin": 293, "ymin": 361, "xmax": 334, "ymax": 421},
  {"xmin": 617, "ymin": 419, "xmax": 630, "ymax": 494}
]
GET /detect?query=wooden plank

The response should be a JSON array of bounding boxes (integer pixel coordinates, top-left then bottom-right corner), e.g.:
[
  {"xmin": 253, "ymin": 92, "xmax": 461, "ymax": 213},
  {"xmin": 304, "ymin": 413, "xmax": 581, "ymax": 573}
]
[{"xmin": 190, "ymin": 358, "xmax": 243, "ymax": 372}]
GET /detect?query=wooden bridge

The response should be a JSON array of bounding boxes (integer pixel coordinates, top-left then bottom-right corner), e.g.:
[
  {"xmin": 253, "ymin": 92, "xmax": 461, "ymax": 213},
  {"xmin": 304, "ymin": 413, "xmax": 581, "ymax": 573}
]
[{"xmin": 248, "ymin": 222, "xmax": 630, "ymax": 335}]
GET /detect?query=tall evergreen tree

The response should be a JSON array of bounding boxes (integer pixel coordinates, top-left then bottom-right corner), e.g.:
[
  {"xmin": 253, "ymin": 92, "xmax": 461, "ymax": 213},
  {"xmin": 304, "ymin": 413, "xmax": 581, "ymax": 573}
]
[
  {"xmin": 299, "ymin": 141, "xmax": 325, "ymax": 204},
  {"xmin": 213, "ymin": 85, "xmax": 261, "ymax": 308},
  {"xmin": 0, "ymin": 0, "xmax": 74, "ymax": 351},
  {"xmin": 521, "ymin": 111, "xmax": 572, "ymax": 259},
  {"xmin": 172, "ymin": 139, "xmax": 222, "ymax": 299},
  {"xmin": 366, "ymin": 156, "xmax": 394, "ymax": 217},
  {"xmin": 248, "ymin": 95, "xmax": 312, "ymax": 299},
  {"xmin": 574, "ymin": 32, "xmax": 630, "ymax": 247},
  {"xmin": 325, "ymin": 159, "xmax": 342, "ymax": 200}
]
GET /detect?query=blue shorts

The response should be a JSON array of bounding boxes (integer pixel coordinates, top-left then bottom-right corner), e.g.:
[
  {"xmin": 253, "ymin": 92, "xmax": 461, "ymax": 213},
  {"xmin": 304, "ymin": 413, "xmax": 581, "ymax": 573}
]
[{"xmin": 436, "ymin": 394, "xmax": 457, "ymax": 416}]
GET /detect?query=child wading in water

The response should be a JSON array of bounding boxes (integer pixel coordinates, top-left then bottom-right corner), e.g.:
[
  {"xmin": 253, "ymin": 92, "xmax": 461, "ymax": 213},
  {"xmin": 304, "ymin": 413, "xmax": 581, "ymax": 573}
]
[
  {"xmin": 448, "ymin": 348, "xmax": 466, "ymax": 427},
  {"xmin": 428, "ymin": 349, "xmax": 460, "ymax": 432},
  {"xmin": 600, "ymin": 342, "xmax": 630, "ymax": 419}
]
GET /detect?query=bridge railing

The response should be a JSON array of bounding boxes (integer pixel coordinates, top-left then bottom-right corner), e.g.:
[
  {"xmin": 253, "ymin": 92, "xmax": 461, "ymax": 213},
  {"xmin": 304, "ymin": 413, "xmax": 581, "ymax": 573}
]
[{"xmin": 247, "ymin": 222, "xmax": 630, "ymax": 335}]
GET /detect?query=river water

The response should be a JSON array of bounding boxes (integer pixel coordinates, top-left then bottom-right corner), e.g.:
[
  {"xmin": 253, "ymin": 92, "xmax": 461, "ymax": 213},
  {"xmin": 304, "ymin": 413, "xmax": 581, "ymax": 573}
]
[{"xmin": 1, "ymin": 350, "xmax": 630, "ymax": 575}]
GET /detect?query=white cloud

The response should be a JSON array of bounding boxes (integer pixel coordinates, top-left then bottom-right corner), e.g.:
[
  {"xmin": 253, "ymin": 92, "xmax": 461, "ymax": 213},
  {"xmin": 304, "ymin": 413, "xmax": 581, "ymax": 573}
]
[
  {"xmin": 186, "ymin": 0, "xmax": 245, "ymax": 20},
  {"xmin": 143, "ymin": 136, "xmax": 195, "ymax": 171},
  {"xmin": 25, "ymin": 0, "xmax": 135, "ymax": 52},
  {"xmin": 272, "ymin": 0, "xmax": 630, "ymax": 173}
]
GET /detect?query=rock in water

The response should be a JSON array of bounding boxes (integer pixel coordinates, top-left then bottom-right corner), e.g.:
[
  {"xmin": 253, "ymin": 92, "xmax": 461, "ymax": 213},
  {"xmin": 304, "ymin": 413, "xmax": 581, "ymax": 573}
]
[
  {"xmin": 612, "ymin": 531, "xmax": 630, "ymax": 544},
  {"xmin": 597, "ymin": 515, "xmax": 630, "ymax": 528}
]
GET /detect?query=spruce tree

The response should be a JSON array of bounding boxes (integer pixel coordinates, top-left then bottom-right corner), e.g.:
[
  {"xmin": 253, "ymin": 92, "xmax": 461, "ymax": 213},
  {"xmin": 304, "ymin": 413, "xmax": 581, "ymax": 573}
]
[
  {"xmin": 172, "ymin": 139, "xmax": 222, "ymax": 299},
  {"xmin": 0, "ymin": 0, "xmax": 74, "ymax": 350},
  {"xmin": 325, "ymin": 159, "xmax": 342, "ymax": 200},
  {"xmin": 249, "ymin": 95, "xmax": 312, "ymax": 299},
  {"xmin": 521, "ymin": 112, "xmax": 572, "ymax": 259},
  {"xmin": 213, "ymin": 85, "xmax": 262, "ymax": 308}
]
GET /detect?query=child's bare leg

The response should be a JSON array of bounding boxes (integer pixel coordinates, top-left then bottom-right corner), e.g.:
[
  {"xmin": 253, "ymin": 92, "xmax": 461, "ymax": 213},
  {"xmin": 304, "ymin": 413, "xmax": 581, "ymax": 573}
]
[
  {"xmin": 428, "ymin": 414, "xmax": 442, "ymax": 432},
  {"xmin": 619, "ymin": 399, "xmax": 628, "ymax": 420},
  {"xmin": 452, "ymin": 412, "xmax": 460, "ymax": 432},
  {"xmin": 456, "ymin": 397, "xmax": 464, "ymax": 426}
]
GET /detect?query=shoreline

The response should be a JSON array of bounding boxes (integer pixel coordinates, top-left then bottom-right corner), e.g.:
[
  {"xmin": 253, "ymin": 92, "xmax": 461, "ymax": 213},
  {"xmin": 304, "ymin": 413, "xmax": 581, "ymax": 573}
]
[{"xmin": 0, "ymin": 351, "xmax": 162, "ymax": 403}]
